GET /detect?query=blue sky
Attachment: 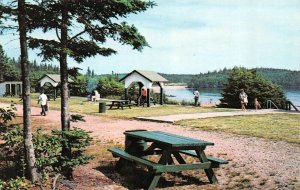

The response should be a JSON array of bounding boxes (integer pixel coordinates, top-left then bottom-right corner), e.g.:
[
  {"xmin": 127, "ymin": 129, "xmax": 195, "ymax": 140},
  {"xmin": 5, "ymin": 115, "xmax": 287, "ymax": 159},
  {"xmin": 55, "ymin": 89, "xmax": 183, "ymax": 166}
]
[{"xmin": 1, "ymin": 0, "xmax": 300, "ymax": 74}]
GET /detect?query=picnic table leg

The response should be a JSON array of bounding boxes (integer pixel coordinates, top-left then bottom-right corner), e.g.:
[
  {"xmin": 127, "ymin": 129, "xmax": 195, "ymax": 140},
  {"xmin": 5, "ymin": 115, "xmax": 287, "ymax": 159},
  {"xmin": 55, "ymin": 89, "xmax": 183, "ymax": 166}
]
[
  {"xmin": 110, "ymin": 102, "xmax": 114, "ymax": 109},
  {"xmin": 115, "ymin": 158, "xmax": 126, "ymax": 171},
  {"xmin": 146, "ymin": 149, "xmax": 170, "ymax": 190},
  {"xmin": 195, "ymin": 148, "xmax": 218, "ymax": 183},
  {"xmin": 148, "ymin": 173, "xmax": 162, "ymax": 190},
  {"xmin": 173, "ymin": 152, "xmax": 186, "ymax": 164}
]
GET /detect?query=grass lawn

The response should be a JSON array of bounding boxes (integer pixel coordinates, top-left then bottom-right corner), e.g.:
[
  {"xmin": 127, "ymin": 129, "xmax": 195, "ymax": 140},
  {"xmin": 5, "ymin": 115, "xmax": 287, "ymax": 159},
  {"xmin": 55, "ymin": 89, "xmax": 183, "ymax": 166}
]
[
  {"xmin": 176, "ymin": 114, "xmax": 300, "ymax": 144},
  {"xmin": 0, "ymin": 95, "xmax": 234, "ymax": 119},
  {"xmin": 1, "ymin": 95, "xmax": 299, "ymax": 144}
]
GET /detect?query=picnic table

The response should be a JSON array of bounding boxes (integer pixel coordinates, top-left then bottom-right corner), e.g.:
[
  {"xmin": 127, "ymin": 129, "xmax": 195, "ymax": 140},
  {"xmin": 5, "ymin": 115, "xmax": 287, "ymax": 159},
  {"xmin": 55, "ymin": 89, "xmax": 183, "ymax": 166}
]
[
  {"xmin": 108, "ymin": 130, "xmax": 228, "ymax": 190},
  {"xmin": 106, "ymin": 99, "xmax": 132, "ymax": 110}
]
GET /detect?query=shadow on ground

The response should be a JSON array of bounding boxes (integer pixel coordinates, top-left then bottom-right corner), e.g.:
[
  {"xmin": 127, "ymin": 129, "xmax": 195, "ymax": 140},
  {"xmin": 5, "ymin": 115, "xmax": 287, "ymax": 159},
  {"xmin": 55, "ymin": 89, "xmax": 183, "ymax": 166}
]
[{"xmin": 96, "ymin": 160, "xmax": 209, "ymax": 189}]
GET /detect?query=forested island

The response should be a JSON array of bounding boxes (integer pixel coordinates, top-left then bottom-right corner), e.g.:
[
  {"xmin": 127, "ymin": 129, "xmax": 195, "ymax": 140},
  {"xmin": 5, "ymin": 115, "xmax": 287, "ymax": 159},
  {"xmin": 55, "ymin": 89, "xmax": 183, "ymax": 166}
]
[{"xmin": 160, "ymin": 68, "xmax": 300, "ymax": 89}]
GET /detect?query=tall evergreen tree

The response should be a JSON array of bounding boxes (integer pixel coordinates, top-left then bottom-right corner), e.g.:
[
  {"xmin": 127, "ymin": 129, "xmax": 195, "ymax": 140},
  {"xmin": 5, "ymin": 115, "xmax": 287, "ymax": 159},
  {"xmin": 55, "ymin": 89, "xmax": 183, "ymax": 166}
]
[
  {"xmin": 0, "ymin": 44, "xmax": 20, "ymax": 82},
  {"xmin": 0, "ymin": 0, "xmax": 39, "ymax": 182},
  {"xmin": 0, "ymin": 44, "xmax": 7, "ymax": 82},
  {"xmin": 26, "ymin": 0, "xmax": 154, "ymax": 133},
  {"xmin": 17, "ymin": 0, "xmax": 39, "ymax": 182},
  {"xmin": 86, "ymin": 66, "xmax": 91, "ymax": 77}
]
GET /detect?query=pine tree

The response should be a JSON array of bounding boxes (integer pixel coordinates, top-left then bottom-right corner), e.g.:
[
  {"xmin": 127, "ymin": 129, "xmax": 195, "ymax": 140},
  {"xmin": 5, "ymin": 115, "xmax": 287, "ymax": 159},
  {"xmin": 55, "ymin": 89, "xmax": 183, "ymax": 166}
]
[
  {"xmin": 0, "ymin": 0, "xmax": 39, "ymax": 182},
  {"xmin": 0, "ymin": 44, "xmax": 7, "ymax": 82},
  {"xmin": 86, "ymin": 67, "xmax": 91, "ymax": 77},
  {"xmin": 26, "ymin": 0, "xmax": 154, "ymax": 134}
]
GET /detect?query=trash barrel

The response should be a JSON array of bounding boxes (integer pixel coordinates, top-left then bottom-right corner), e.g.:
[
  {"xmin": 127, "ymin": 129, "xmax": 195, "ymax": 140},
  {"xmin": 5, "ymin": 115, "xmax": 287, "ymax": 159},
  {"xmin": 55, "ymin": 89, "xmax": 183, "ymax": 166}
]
[
  {"xmin": 125, "ymin": 130, "xmax": 147, "ymax": 157},
  {"xmin": 99, "ymin": 102, "xmax": 106, "ymax": 113}
]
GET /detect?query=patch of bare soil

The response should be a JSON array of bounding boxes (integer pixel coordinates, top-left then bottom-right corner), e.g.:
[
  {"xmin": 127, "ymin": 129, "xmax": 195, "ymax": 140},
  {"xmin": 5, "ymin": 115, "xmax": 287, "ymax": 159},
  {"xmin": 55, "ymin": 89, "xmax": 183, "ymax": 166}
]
[{"xmin": 10, "ymin": 104, "xmax": 300, "ymax": 189}]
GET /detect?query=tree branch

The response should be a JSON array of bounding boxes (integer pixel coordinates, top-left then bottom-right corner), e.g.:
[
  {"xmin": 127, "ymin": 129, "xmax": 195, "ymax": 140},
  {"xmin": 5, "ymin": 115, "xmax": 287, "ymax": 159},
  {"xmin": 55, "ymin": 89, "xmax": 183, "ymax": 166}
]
[
  {"xmin": 56, "ymin": 27, "xmax": 61, "ymax": 41},
  {"xmin": 69, "ymin": 29, "xmax": 87, "ymax": 41}
]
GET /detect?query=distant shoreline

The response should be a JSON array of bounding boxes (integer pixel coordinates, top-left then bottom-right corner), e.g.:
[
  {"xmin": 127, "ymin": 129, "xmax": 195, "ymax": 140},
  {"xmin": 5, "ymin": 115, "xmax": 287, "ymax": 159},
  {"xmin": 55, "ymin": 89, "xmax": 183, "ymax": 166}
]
[{"xmin": 163, "ymin": 85, "xmax": 189, "ymax": 90}]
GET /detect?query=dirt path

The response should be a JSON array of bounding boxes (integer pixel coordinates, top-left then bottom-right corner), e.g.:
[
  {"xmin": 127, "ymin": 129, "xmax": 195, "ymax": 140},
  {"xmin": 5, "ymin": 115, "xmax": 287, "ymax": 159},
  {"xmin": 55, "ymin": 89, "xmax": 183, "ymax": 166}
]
[{"xmin": 3, "ymin": 103, "xmax": 300, "ymax": 189}]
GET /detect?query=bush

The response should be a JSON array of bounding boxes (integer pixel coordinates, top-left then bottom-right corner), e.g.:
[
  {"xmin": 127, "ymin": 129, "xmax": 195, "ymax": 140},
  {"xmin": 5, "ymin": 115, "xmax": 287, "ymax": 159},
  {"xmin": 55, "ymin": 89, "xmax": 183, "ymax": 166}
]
[
  {"xmin": 0, "ymin": 177, "xmax": 29, "ymax": 190},
  {"xmin": 220, "ymin": 68, "xmax": 287, "ymax": 108},
  {"xmin": 52, "ymin": 127, "xmax": 94, "ymax": 178},
  {"xmin": 1, "ymin": 114, "xmax": 94, "ymax": 181},
  {"xmin": 2, "ymin": 126, "xmax": 93, "ymax": 180},
  {"xmin": 96, "ymin": 76, "xmax": 124, "ymax": 97},
  {"xmin": 33, "ymin": 129, "xmax": 61, "ymax": 178},
  {"xmin": 0, "ymin": 103, "xmax": 16, "ymax": 127}
]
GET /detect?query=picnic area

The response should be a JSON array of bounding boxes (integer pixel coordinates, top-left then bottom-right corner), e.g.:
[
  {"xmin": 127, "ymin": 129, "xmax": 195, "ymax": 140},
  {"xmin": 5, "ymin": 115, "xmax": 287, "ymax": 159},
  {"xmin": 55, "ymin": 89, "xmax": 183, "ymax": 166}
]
[{"xmin": 0, "ymin": 95, "xmax": 299, "ymax": 189}]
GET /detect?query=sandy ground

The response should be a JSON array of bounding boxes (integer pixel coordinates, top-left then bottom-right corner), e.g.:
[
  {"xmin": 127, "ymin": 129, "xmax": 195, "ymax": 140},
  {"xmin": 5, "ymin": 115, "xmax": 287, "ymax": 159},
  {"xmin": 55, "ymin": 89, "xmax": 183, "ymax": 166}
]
[{"xmin": 1, "ymin": 103, "xmax": 299, "ymax": 189}]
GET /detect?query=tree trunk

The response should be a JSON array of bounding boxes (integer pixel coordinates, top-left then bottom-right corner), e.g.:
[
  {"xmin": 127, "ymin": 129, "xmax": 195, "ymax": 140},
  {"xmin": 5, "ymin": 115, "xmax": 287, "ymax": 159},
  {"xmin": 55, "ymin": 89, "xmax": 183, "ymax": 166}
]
[
  {"xmin": 60, "ymin": 0, "xmax": 70, "ymax": 132},
  {"xmin": 18, "ymin": 0, "xmax": 39, "ymax": 182},
  {"xmin": 60, "ymin": 1, "xmax": 72, "ymax": 176}
]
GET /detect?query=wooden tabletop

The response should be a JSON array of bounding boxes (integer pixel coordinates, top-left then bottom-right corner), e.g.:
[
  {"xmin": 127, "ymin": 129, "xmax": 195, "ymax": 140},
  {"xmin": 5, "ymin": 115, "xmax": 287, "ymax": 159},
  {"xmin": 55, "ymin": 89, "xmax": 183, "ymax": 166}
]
[{"xmin": 124, "ymin": 130, "xmax": 214, "ymax": 148}]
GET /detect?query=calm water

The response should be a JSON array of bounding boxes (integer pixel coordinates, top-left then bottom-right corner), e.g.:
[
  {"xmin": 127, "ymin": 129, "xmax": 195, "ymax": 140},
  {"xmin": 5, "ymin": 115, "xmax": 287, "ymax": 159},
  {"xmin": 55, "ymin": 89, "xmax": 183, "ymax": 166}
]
[{"xmin": 164, "ymin": 88, "xmax": 300, "ymax": 107}]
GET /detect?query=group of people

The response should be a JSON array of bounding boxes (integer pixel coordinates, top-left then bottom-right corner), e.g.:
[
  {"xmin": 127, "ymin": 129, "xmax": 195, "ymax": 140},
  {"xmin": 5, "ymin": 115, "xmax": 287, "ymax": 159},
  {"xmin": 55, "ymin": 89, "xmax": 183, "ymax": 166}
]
[
  {"xmin": 193, "ymin": 88, "xmax": 261, "ymax": 111},
  {"xmin": 239, "ymin": 88, "xmax": 261, "ymax": 111},
  {"xmin": 38, "ymin": 87, "xmax": 261, "ymax": 114}
]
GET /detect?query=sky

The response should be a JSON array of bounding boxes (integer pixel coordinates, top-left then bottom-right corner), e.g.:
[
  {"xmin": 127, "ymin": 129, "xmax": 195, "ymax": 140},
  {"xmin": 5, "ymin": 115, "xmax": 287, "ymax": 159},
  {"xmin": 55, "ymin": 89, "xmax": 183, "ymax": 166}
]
[{"xmin": 1, "ymin": 0, "xmax": 300, "ymax": 74}]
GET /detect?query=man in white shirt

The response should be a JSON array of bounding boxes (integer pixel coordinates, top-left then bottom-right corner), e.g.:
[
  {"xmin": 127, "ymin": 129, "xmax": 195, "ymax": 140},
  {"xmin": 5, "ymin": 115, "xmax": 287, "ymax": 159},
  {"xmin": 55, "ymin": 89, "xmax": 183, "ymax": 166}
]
[
  {"xmin": 38, "ymin": 91, "xmax": 48, "ymax": 116},
  {"xmin": 193, "ymin": 89, "xmax": 200, "ymax": 106}
]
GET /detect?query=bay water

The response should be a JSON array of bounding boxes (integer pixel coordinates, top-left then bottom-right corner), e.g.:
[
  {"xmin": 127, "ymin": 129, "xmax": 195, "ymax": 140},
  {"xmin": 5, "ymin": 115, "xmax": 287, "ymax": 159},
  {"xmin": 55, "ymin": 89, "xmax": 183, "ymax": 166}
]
[{"xmin": 164, "ymin": 87, "xmax": 300, "ymax": 108}]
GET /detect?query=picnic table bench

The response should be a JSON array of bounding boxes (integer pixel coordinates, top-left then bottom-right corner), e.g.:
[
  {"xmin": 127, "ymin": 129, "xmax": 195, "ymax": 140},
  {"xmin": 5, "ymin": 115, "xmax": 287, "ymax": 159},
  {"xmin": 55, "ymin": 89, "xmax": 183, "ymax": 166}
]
[
  {"xmin": 106, "ymin": 100, "xmax": 132, "ymax": 110},
  {"xmin": 108, "ymin": 130, "xmax": 228, "ymax": 190}
]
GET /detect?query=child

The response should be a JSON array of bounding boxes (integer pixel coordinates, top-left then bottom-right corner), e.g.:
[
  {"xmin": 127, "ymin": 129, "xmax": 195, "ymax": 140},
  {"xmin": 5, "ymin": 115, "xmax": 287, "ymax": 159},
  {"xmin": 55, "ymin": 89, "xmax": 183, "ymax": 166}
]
[{"xmin": 254, "ymin": 97, "xmax": 261, "ymax": 110}]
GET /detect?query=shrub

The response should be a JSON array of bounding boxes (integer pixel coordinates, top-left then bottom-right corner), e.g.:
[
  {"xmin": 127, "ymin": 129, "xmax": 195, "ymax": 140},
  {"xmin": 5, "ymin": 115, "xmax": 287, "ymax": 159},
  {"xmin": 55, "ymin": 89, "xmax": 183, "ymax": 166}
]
[
  {"xmin": 52, "ymin": 127, "xmax": 94, "ymax": 178},
  {"xmin": 220, "ymin": 68, "xmax": 287, "ymax": 108},
  {"xmin": 1, "ymin": 114, "xmax": 94, "ymax": 181},
  {"xmin": 0, "ymin": 177, "xmax": 28, "ymax": 190},
  {"xmin": 0, "ymin": 103, "xmax": 16, "ymax": 127},
  {"xmin": 96, "ymin": 77, "xmax": 124, "ymax": 97}
]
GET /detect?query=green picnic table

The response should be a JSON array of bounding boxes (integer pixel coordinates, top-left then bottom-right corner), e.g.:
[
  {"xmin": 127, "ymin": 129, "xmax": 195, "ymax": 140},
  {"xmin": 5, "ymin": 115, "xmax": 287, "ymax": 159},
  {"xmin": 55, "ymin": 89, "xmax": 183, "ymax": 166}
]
[
  {"xmin": 106, "ymin": 99, "xmax": 132, "ymax": 110},
  {"xmin": 108, "ymin": 130, "xmax": 228, "ymax": 190}
]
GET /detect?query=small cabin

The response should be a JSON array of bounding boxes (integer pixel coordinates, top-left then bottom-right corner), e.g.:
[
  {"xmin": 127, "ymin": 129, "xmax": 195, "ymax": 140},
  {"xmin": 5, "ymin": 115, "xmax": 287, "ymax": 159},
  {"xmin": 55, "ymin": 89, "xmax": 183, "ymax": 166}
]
[
  {"xmin": 0, "ymin": 81, "xmax": 22, "ymax": 96},
  {"xmin": 37, "ymin": 74, "xmax": 74, "ymax": 100}
]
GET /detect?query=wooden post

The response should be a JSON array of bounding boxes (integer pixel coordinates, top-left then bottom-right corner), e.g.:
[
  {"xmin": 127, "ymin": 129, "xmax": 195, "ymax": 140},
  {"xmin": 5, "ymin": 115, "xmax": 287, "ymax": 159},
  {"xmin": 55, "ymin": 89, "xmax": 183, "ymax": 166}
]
[
  {"xmin": 160, "ymin": 87, "xmax": 164, "ymax": 105},
  {"xmin": 54, "ymin": 88, "xmax": 57, "ymax": 101},
  {"xmin": 125, "ymin": 88, "xmax": 128, "ymax": 100},
  {"xmin": 147, "ymin": 88, "xmax": 150, "ymax": 107}
]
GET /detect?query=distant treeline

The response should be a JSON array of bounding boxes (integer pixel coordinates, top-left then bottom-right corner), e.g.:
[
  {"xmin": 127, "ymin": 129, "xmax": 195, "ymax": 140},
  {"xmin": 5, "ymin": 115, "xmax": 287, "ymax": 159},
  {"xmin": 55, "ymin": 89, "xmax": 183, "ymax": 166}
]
[{"xmin": 159, "ymin": 68, "xmax": 300, "ymax": 89}]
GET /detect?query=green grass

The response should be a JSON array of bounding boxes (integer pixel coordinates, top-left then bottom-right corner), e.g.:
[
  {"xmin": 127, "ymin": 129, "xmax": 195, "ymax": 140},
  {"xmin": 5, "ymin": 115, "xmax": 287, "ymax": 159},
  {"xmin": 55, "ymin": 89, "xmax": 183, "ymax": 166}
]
[
  {"xmin": 176, "ymin": 114, "xmax": 300, "ymax": 144},
  {"xmin": 2, "ymin": 95, "xmax": 299, "ymax": 144},
  {"xmin": 0, "ymin": 95, "xmax": 233, "ymax": 119}
]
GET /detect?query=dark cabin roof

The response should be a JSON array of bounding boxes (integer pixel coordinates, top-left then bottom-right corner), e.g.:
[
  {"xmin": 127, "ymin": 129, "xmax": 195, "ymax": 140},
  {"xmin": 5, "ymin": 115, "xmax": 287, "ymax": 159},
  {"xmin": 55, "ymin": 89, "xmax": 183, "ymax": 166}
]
[
  {"xmin": 120, "ymin": 70, "xmax": 168, "ymax": 82},
  {"xmin": 38, "ymin": 74, "xmax": 74, "ymax": 83}
]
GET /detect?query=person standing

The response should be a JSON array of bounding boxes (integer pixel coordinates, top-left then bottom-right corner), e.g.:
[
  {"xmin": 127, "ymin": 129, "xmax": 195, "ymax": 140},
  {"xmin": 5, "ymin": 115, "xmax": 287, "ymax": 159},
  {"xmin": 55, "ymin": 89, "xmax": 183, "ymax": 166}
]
[
  {"xmin": 38, "ymin": 90, "xmax": 48, "ymax": 116},
  {"xmin": 193, "ymin": 89, "xmax": 200, "ymax": 106},
  {"xmin": 239, "ymin": 89, "xmax": 248, "ymax": 111},
  {"xmin": 141, "ymin": 88, "xmax": 147, "ymax": 106}
]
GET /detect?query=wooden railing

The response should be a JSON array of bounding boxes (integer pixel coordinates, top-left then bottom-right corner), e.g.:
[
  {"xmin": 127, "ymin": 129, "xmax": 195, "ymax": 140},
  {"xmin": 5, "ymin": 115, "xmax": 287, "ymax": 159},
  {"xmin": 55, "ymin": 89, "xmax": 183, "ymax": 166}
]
[
  {"xmin": 285, "ymin": 100, "xmax": 299, "ymax": 111},
  {"xmin": 265, "ymin": 100, "xmax": 279, "ymax": 109}
]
